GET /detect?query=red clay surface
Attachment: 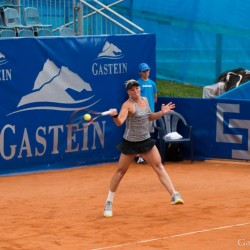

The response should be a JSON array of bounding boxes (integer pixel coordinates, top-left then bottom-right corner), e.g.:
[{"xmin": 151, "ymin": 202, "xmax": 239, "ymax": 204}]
[{"xmin": 0, "ymin": 160, "xmax": 249, "ymax": 250}]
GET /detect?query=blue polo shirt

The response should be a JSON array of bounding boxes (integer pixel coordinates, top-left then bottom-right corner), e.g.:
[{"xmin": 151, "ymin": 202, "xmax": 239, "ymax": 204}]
[{"xmin": 137, "ymin": 78, "xmax": 157, "ymax": 112}]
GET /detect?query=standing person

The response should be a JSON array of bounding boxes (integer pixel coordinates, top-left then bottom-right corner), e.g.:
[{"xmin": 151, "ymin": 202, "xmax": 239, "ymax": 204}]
[
  {"xmin": 103, "ymin": 79, "xmax": 184, "ymax": 218},
  {"xmin": 135, "ymin": 62, "xmax": 158, "ymax": 164},
  {"xmin": 138, "ymin": 62, "xmax": 158, "ymax": 113}
]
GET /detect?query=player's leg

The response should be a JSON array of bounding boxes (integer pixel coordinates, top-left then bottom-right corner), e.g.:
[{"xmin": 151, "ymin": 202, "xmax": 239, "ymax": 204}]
[
  {"xmin": 142, "ymin": 146, "xmax": 184, "ymax": 205},
  {"xmin": 142, "ymin": 146, "xmax": 175, "ymax": 194},
  {"xmin": 135, "ymin": 121, "xmax": 155, "ymax": 164},
  {"xmin": 104, "ymin": 153, "xmax": 135, "ymax": 217}
]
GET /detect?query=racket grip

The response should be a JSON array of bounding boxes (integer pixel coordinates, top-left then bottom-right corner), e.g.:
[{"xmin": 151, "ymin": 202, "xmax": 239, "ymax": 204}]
[{"xmin": 101, "ymin": 110, "xmax": 112, "ymax": 116}]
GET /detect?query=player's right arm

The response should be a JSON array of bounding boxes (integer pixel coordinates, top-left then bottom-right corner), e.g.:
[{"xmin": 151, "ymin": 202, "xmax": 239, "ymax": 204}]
[{"xmin": 112, "ymin": 100, "xmax": 130, "ymax": 126}]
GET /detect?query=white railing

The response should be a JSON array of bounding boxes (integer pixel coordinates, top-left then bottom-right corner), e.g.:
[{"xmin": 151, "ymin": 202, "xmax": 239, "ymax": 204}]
[
  {"xmin": 76, "ymin": 0, "xmax": 144, "ymax": 35},
  {"xmin": 21, "ymin": 0, "xmax": 144, "ymax": 36}
]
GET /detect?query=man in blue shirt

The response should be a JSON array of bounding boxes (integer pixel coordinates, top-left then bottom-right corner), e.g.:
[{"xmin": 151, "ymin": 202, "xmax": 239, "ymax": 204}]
[
  {"xmin": 135, "ymin": 63, "xmax": 158, "ymax": 164},
  {"xmin": 137, "ymin": 63, "xmax": 158, "ymax": 113}
]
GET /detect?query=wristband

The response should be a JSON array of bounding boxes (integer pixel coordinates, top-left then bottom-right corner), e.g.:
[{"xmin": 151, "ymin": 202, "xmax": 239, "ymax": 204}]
[{"xmin": 112, "ymin": 114, "xmax": 118, "ymax": 118}]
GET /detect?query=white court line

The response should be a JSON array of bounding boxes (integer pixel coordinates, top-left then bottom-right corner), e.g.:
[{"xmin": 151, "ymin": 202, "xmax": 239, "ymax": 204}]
[{"xmin": 91, "ymin": 222, "xmax": 250, "ymax": 250}]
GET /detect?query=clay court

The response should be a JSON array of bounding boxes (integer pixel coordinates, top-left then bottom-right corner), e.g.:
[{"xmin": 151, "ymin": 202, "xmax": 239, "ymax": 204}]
[{"xmin": 0, "ymin": 160, "xmax": 249, "ymax": 250}]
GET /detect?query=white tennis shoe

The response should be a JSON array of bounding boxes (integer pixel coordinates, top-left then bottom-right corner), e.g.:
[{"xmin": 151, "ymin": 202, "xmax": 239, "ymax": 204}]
[
  {"xmin": 104, "ymin": 201, "xmax": 113, "ymax": 217},
  {"xmin": 171, "ymin": 192, "xmax": 184, "ymax": 205}
]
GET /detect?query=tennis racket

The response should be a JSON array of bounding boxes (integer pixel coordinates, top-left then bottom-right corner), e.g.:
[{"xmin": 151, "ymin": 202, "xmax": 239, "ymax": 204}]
[{"xmin": 69, "ymin": 108, "xmax": 116, "ymax": 131}]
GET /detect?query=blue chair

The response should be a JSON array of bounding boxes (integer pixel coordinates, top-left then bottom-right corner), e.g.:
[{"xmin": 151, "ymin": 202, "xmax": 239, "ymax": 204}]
[
  {"xmin": 59, "ymin": 27, "xmax": 75, "ymax": 36},
  {"xmin": 154, "ymin": 111, "xmax": 194, "ymax": 163},
  {"xmin": 3, "ymin": 7, "xmax": 30, "ymax": 30},
  {"xmin": 18, "ymin": 29, "xmax": 34, "ymax": 37},
  {"xmin": 37, "ymin": 29, "xmax": 53, "ymax": 36},
  {"xmin": 0, "ymin": 29, "xmax": 16, "ymax": 37},
  {"xmin": 23, "ymin": 7, "xmax": 52, "ymax": 31},
  {"xmin": 0, "ymin": 13, "xmax": 10, "ymax": 28},
  {"xmin": 0, "ymin": 0, "xmax": 21, "ymax": 10}
]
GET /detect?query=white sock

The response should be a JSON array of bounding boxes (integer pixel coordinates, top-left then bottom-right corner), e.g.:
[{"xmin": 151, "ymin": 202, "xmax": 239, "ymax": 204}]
[{"xmin": 107, "ymin": 190, "xmax": 115, "ymax": 202}]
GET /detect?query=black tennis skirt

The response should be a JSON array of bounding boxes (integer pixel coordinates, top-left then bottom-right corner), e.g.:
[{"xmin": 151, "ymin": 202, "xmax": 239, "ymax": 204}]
[{"xmin": 117, "ymin": 138, "xmax": 156, "ymax": 155}]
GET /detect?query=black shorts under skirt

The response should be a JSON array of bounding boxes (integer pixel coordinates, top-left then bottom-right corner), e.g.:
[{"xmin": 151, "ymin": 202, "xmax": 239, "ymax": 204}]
[{"xmin": 116, "ymin": 138, "xmax": 156, "ymax": 155}]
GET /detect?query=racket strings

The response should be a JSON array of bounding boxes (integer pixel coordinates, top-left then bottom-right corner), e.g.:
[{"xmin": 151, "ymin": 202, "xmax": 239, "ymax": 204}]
[
  {"xmin": 69, "ymin": 108, "xmax": 109, "ymax": 132},
  {"xmin": 71, "ymin": 113, "xmax": 100, "ymax": 127},
  {"xmin": 78, "ymin": 108, "xmax": 101, "ymax": 115}
]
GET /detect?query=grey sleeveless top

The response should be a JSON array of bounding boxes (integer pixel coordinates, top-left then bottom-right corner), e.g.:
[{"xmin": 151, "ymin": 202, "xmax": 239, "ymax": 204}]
[{"xmin": 123, "ymin": 98, "xmax": 150, "ymax": 142}]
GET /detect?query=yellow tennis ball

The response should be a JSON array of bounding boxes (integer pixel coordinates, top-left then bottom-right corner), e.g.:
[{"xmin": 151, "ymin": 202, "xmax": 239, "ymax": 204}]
[{"xmin": 84, "ymin": 113, "xmax": 91, "ymax": 121}]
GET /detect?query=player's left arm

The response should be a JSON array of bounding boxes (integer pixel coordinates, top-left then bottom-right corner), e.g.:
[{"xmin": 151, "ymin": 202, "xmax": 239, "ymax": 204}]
[{"xmin": 148, "ymin": 102, "xmax": 175, "ymax": 121}]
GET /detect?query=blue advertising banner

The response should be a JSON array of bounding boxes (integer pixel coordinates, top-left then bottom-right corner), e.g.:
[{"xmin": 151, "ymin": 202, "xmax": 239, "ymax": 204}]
[
  {"xmin": 157, "ymin": 97, "xmax": 250, "ymax": 162},
  {"xmin": 212, "ymin": 100, "xmax": 250, "ymax": 160},
  {"xmin": 0, "ymin": 34, "xmax": 156, "ymax": 175}
]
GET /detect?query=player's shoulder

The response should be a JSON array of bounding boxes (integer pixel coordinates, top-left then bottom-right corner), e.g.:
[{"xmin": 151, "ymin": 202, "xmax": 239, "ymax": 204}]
[
  {"xmin": 123, "ymin": 99, "xmax": 136, "ymax": 113},
  {"xmin": 123, "ymin": 99, "xmax": 133, "ymax": 107}
]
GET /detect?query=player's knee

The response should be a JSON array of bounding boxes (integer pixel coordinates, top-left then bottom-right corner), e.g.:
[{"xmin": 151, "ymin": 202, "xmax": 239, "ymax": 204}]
[
  {"xmin": 116, "ymin": 169, "xmax": 127, "ymax": 179},
  {"xmin": 152, "ymin": 163, "xmax": 164, "ymax": 173}
]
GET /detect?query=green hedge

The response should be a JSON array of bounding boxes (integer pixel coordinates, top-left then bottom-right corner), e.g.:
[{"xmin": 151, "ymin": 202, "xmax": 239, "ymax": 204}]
[{"xmin": 157, "ymin": 79, "xmax": 203, "ymax": 98}]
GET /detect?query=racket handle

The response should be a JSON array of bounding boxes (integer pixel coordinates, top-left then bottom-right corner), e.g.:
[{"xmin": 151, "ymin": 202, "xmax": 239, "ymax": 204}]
[{"xmin": 101, "ymin": 110, "xmax": 112, "ymax": 116}]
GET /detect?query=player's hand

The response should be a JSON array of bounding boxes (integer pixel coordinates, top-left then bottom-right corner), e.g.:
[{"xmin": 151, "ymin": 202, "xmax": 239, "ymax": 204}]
[
  {"xmin": 109, "ymin": 108, "xmax": 118, "ymax": 116},
  {"xmin": 161, "ymin": 102, "xmax": 175, "ymax": 114}
]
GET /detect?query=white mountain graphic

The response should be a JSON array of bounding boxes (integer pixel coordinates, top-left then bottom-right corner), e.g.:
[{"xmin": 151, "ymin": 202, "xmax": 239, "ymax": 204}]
[
  {"xmin": 0, "ymin": 51, "xmax": 8, "ymax": 65},
  {"xmin": 97, "ymin": 41, "xmax": 123, "ymax": 59},
  {"xmin": 18, "ymin": 59, "xmax": 92, "ymax": 107},
  {"xmin": 33, "ymin": 58, "xmax": 60, "ymax": 90}
]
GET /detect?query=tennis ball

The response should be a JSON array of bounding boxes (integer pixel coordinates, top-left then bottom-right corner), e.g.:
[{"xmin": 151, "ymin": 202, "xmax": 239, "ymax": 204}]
[{"xmin": 84, "ymin": 113, "xmax": 91, "ymax": 121}]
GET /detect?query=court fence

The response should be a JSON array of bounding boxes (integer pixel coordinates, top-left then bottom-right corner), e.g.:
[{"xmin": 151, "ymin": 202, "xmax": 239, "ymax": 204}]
[{"xmin": 21, "ymin": 0, "xmax": 144, "ymax": 36}]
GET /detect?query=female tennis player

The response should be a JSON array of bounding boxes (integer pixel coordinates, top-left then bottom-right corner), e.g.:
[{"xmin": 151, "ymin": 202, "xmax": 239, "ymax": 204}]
[{"xmin": 104, "ymin": 79, "xmax": 184, "ymax": 217}]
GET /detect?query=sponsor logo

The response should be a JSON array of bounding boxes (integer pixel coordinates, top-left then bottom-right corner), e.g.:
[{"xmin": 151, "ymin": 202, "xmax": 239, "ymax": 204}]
[
  {"xmin": 0, "ymin": 52, "xmax": 8, "ymax": 65},
  {"xmin": 8, "ymin": 59, "xmax": 100, "ymax": 115},
  {"xmin": 0, "ymin": 51, "xmax": 12, "ymax": 81},
  {"xmin": 0, "ymin": 59, "xmax": 108, "ymax": 161},
  {"xmin": 92, "ymin": 41, "xmax": 127, "ymax": 76},
  {"xmin": 97, "ymin": 41, "xmax": 123, "ymax": 59},
  {"xmin": 216, "ymin": 103, "xmax": 250, "ymax": 159},
  {"xmin": 0, "ymin": 123, "xmax": 107, "ymax": 160}
]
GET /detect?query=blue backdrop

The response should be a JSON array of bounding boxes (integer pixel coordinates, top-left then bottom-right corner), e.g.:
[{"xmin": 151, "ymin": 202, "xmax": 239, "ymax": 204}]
[
  {"xmin": 0, "ymin": 33, "xmax": 156, "ymax": 175},
  {"xmin": 1, "ymin": 33, "xmax": 250, "ymax": 176}
]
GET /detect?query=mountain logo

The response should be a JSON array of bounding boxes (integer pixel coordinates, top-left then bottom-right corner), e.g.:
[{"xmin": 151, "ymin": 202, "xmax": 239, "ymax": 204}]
[
  {"xmin": 97, "ymin": 41, "xmax": 124, "ymax": 60},
  {"xmin": 8, "ymin": 59, "xmax": 100, "ymax": 115},
  {"xmin": 0, "ymin": 52, "xmax": 8, "ymax": 65}
]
